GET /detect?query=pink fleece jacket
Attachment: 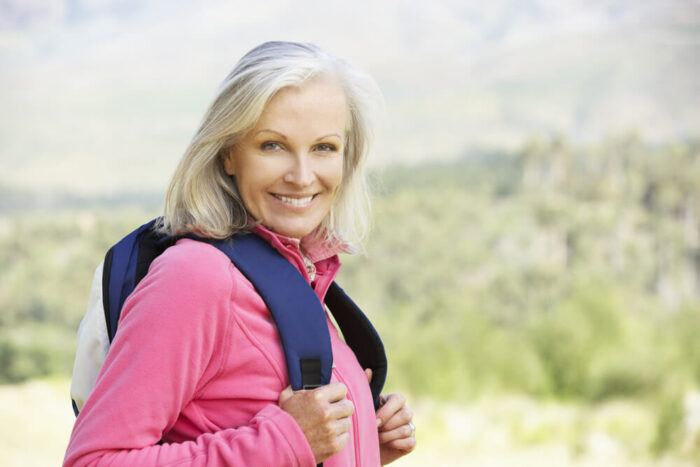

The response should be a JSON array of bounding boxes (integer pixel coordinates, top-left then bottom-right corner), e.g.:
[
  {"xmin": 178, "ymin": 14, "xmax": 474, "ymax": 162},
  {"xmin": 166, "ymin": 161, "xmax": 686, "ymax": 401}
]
[{"xmin": 64, "ymin": 227, "xmax": 381, "ymax": 466}]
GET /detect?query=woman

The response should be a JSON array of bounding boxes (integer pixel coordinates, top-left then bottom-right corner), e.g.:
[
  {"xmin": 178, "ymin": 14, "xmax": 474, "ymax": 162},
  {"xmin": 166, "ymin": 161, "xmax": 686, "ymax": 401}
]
[{"xmin": 64, "ymin": 41, "xmax": 416, "ymax": 466}]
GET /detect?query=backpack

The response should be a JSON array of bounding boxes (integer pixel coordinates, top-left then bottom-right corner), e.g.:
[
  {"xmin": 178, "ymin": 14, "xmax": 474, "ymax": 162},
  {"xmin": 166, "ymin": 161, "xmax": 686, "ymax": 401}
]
[{"xmin": 70, "ymin": 218, "xmax": 387, "ymax": 416}]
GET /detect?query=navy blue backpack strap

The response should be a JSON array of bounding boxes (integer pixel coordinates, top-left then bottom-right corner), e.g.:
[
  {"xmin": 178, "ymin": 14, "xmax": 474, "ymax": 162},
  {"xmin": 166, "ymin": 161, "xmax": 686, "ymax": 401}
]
[
  {"xmin": 325, "ymin": 283, "xmax": 387, "ymax": 410},
  {"xmin": 101, "ymin": 223, "xmax": 385, "ymax": 412},
  {"xmin": 191, "ymin": 234, "xmax": 334, "ymax": 391},
  {"xmin": 102, "ymin": 218, "xmax": 172, "ymax": 341}
]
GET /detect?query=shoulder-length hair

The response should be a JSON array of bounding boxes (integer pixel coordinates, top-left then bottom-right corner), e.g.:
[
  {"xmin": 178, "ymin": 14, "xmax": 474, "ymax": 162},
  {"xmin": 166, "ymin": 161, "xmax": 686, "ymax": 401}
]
[{"xmin": 157, "ymin": 41, "xmax": 383, "ymax": 252}]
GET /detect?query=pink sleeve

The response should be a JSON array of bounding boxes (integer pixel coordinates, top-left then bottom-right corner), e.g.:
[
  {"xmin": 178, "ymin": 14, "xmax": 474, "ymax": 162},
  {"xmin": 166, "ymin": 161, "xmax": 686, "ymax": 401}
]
[{"xmin": 63, "ymin": 242, "xmax": 315, "ymax": 467}]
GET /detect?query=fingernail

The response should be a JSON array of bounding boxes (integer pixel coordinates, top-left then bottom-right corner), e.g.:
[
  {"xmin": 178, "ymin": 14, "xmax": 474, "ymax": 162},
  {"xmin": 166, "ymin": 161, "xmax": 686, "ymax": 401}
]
[{"xmin": 376, "ymin": 418, "xmax": 382, "ymax": 427}]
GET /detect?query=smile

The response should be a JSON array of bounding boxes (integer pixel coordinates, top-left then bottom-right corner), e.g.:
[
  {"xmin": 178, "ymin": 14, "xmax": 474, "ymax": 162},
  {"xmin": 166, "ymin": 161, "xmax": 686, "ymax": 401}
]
[{"xmin": 272, "ymin": 194, "xmax": 315, "ymax": 207}]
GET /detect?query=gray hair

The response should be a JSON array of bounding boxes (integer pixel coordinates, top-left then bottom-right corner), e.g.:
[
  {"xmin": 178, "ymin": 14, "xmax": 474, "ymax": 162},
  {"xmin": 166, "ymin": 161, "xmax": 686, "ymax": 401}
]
[{"xmin": 157, "ymin": 41, "xmax": 382, "ymax": 252}]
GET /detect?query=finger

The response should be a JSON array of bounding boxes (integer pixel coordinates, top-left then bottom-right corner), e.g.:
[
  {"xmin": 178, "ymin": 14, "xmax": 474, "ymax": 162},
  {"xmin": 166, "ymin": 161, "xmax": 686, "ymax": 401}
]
[
  {"xmin": 385, "ymin": 435, "xmax": 416, "ymax": 452},
  {"xmin": 326, "ymin": 398, "xmax": 355, "ymax": 420},
  {"xmin": 314, "ymin": 382, "xmax": 348, "ymax": 403},
  {"xmin": 331, "ymin": 431, "xmax": 351, "ymax": 454},
  {"xmin": 278, "ymin": 385, "xmax": 294, "ymax": 404},
  {"xmin": 378, "ymin": 406, "xmax": 413, "ymax": 432},
  {"xmin": 332, "ymin": 415, "xmax": 353, "ymax": 436},
  {"xmin": 376, "ymin": 393, "xmax": 406, "ymax": 426},
  {"xmin": 364, "ymin": 368, "xmax": 373, "ymax": 384},
  {"xmin": 378, "ymin": 422, "xmax": 414, "ymax": 444}
]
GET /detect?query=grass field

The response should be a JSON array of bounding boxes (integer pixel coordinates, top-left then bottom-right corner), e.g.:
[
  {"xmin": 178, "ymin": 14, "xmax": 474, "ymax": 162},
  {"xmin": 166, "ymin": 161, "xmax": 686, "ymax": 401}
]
[
  {"xmin": 1, "ymin": 378, "xmax": 695, "ymax": 466},
  {"xmin": 0, "ymin": 378, "xmax": 75, "ymax": 466}
]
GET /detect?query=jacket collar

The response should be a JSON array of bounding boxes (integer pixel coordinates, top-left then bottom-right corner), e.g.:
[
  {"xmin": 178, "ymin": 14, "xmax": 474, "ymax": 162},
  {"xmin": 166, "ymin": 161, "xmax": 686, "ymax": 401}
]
[
  {"xmin": 251, "ymin": 224, "xmax": 344, "ymax": 263},
  {"xmin": 251, "ymin": 224, "xmax": 342, "ymax": 299}
]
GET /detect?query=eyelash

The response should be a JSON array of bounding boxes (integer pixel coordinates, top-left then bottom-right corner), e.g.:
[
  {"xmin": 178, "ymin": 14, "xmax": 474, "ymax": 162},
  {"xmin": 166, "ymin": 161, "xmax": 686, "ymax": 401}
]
[
  {"xmin": 259, "ymin": 142, "xmax": 338, "ymax": 153},
  {"xmin": 260, "ymin": 141, "xmax": 282, "ymax": 151},
  {"xmin": 314, "ymin": 143, "xmax": 338, "ymax": 152}
]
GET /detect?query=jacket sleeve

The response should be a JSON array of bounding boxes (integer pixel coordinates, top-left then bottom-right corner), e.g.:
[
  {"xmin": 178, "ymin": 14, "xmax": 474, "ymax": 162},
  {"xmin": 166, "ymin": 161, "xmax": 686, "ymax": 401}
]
[{"xmin": 63, "ymin": 242, "xmax": 315, "ymax": 467}]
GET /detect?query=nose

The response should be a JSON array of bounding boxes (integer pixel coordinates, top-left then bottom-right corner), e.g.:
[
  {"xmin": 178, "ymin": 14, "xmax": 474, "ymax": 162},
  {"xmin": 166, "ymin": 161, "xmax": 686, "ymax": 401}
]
[{"xmin": 283, "ymin": 152, "xmax": 315, "ymax": 187}]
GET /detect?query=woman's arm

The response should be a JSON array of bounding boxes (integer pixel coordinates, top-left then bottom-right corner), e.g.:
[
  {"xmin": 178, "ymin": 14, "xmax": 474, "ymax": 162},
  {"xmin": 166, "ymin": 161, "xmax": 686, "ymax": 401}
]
[{"xmin": 64, "ymin": 243, "xmax": 315, "ymax": 466}]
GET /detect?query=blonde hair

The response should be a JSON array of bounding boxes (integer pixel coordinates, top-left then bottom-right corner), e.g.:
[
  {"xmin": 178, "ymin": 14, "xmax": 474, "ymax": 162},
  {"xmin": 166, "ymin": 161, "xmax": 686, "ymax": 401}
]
[{"xmin": 157, "ymin": 41, "xmax": 382, "ymax": 252}]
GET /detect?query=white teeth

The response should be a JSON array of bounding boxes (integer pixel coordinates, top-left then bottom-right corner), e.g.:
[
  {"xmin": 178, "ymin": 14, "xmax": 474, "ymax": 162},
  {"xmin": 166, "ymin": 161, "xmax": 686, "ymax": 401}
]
[{"xmin": 274, "ymin": 194, "xmax": 314, "ymax": 206}]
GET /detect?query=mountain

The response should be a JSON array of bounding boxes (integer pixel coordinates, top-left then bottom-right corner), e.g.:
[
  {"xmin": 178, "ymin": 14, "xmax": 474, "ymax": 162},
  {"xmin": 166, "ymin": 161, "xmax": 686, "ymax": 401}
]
[{"xmin": 0, "ymin": 0, "xmax": 698, "ymax": 193}]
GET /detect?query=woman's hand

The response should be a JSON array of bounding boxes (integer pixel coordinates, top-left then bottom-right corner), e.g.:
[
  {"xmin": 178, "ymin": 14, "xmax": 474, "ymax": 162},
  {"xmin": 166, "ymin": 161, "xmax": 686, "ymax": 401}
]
[
  {"xmin": 366, "ymin": 369, "xmax": 416, "ymax": 465},
  {"xmin": 279, "ymin": 383, "xmax": 355, "ymax": 463}
]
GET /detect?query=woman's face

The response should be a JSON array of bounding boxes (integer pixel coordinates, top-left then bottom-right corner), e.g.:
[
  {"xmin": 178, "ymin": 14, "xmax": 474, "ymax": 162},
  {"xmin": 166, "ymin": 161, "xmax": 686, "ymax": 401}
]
[{"xmin": 224, "ymin": 77, "xmax": 347, "ymax": 239}]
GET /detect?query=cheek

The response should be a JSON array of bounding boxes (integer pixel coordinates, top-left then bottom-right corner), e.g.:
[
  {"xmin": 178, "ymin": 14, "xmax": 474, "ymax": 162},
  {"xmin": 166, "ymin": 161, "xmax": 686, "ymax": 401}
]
[
  {"xmin": 328, "ymin": 158, "xmax": 345, "ymax": 193},
  {"xmin": 233, "ymin": 172, "xmax": 265, "ymax": 216},
  {"xmin": 241, "ymin": 176, "xmax": 267, "ymax": 204},
  {"xmin": 235, "ymin": 157, "xmax": 270, "ymax": 197}
]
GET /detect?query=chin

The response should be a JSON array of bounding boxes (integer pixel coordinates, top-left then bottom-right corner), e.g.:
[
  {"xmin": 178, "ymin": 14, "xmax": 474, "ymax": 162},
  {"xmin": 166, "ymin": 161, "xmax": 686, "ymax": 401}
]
[
  {"xmin": 270, "ymin": 216, "xmax": 323, "ymax": 239},
  {"xmin": 269, "ymin": 224, "xmax": 314, "ymax": 240}
]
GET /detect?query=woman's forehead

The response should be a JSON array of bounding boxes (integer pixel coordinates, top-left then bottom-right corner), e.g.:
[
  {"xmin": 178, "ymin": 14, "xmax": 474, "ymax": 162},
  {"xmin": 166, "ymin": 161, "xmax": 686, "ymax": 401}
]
[{"xmin": 251, "ymin": 78, "xmax": 348, "ymax": 138}]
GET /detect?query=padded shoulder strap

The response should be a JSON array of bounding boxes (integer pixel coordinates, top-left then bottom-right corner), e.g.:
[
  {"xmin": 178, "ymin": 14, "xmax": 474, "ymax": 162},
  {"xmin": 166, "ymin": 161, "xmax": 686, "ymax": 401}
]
[
  {"xmin": 197, "ymin": 234, "xmax": 334, "ymax": 391},
  {"xmin": 102, "ymin": 218, "xmax": 171, "ymax": 342},
  {"xmin": 325, "ymin": 283, "xmax": 387, "ymax": 409}
]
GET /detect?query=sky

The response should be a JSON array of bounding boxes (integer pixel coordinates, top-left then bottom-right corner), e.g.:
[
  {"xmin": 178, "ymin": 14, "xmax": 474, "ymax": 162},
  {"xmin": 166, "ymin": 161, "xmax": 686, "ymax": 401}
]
[{"xmin": 1, "ymin": 0, "xmax": 698, "ymax": 194}]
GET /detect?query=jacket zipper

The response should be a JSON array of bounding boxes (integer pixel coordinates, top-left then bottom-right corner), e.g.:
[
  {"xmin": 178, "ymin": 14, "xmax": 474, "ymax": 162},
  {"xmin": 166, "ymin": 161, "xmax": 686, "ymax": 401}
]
[{"xmin": 332, "ymin": 365, "xmax": 360, "ymax": 466}]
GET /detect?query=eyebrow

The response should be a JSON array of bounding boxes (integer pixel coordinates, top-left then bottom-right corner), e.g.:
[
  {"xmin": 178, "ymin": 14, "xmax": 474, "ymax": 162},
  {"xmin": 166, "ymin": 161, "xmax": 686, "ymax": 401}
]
[
  {"xmin": 255, "ymin": 129, "xmax": 288, "ymax": 140},
  {"xmin": 315, "ymin": 133, "xmax": 342, "ymax": 142},
  {"xmin": 254, "ymin": 129, "xmax": 342, "ymax": 142}
]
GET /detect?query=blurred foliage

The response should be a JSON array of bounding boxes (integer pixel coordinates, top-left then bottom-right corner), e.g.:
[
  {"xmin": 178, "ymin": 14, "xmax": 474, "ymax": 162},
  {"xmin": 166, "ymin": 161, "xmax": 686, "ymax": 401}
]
[
  {"xmin": 0, "ymin": 208, "xmax": 158, "ymax": 383},
  {"xmin": 651, "ymin": 385, "xmax": 685, "ymax": 456},
  {"xmin": 1, "ymin": 133, "xmax": 699, "ymax": 457}
]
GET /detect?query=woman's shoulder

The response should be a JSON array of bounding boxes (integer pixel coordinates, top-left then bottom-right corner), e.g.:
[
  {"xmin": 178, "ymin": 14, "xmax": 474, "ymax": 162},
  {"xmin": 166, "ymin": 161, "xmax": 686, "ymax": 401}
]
[
  {"xmin": 159, "ymin": 237, "xmax": 230, "ymax": 262},
  {"xmin": 120, "ymin": 238, "xmax": 237, "ymax": 330},
  {"xmin": 147, "ymin": 238, "xmax": 235, "ymax": 292}
]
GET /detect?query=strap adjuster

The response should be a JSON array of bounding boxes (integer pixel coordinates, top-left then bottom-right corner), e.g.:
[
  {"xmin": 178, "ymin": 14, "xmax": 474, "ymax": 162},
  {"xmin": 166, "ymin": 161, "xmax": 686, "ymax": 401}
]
[{"xmin": 300, "ymin": 358, "xmax": 322, "ymax": 390}]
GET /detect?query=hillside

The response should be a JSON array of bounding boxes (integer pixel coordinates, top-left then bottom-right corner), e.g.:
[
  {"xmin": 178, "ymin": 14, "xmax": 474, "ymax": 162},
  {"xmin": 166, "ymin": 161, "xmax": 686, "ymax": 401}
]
[
  {"xmin": 1, "ymin": 0, "xmax": 698, "ymax": 192},
  {"xmin": 1, "ymin": 134, "xmax": 699, "ymax": 459}
]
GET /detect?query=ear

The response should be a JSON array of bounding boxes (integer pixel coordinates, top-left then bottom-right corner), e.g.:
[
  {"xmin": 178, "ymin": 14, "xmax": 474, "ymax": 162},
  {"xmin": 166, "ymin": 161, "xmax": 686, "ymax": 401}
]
[{"xmin": 222, "ymin": 148, "xmax": 236, "ymax": 176}]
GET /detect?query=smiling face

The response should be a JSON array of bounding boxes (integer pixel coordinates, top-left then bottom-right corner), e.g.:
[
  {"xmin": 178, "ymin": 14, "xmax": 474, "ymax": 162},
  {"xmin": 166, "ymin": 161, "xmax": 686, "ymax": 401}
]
[{"xmin": 223, "ymin": 76, "xmax": 347, "ymax": 239}]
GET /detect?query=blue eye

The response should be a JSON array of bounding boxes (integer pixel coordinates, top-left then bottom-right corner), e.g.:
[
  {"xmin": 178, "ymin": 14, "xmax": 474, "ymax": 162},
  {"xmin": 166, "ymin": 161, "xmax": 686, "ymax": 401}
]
[
  {"xmin": 261, "ymin": 141, "xmax": 281, "ymax": 151},
  {"xmin": 315, "ymin": 143, "xmax": 337, "ymax": 152}
]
